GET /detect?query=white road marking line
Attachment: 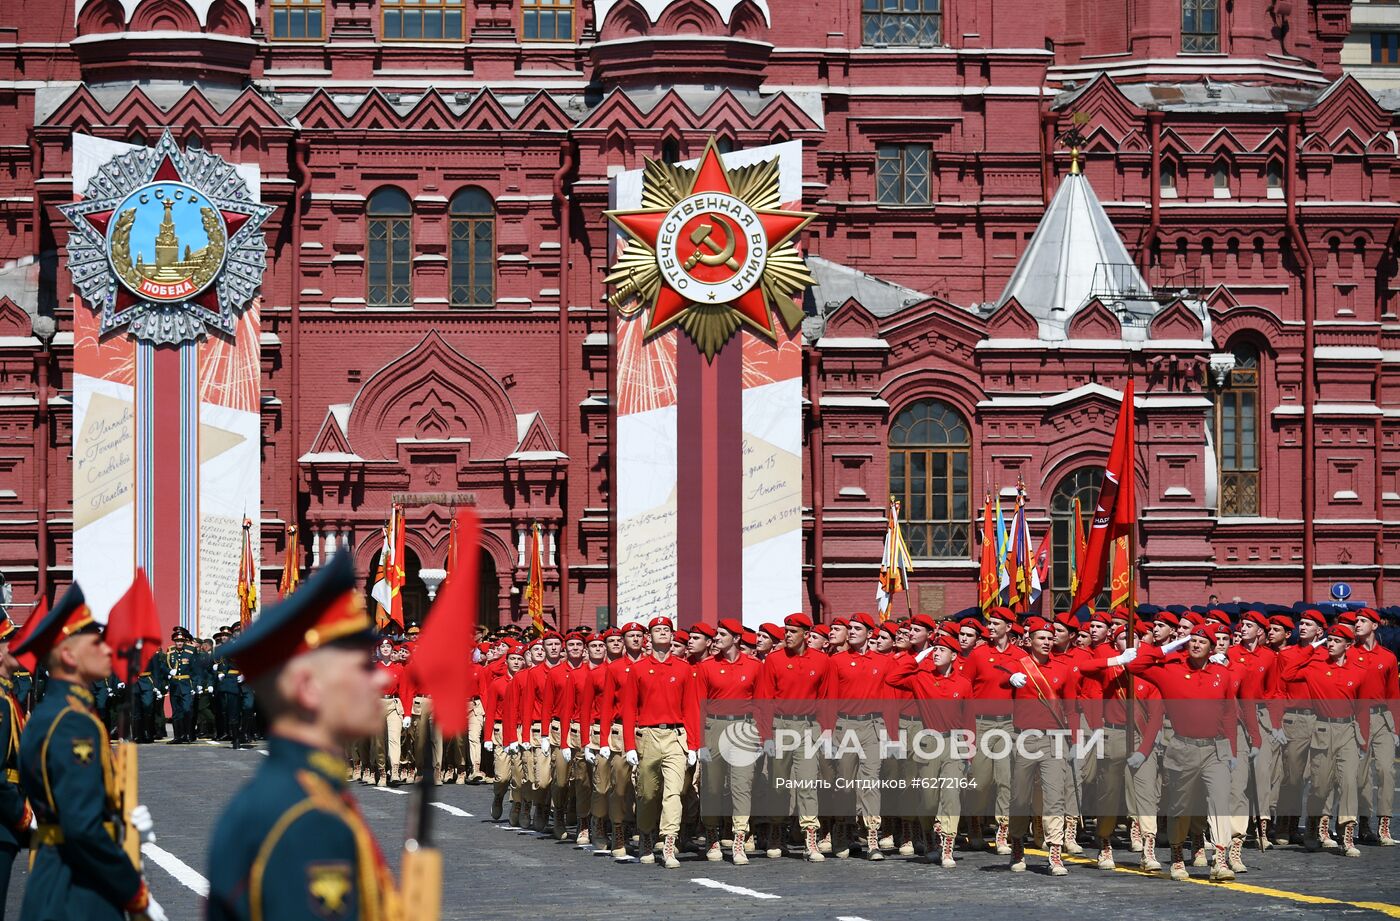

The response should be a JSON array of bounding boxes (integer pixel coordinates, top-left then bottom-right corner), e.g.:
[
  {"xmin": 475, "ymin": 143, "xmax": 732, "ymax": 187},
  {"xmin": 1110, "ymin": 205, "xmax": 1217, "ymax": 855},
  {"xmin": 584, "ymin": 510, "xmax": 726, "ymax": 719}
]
[
  {"xmin": 431, "ymin": 802, "xmax": 472, "ymax": 817},
  {"xmin": 692, "ymin": 878, "xmax": 781, "ymax": 900},
  {"xmin": 142, "ymin": 843, "xmax": 209, "ymax": 897},
  {"xmin": 255, "ymin": 749, "xmax": 269, "ymax": 757},
  {"xmin": 371, "ymin": 786, "xmax": 410, "ymax": 795},
  {"xmin": 837, "ymin": 916, "xmax": 877, "ymax": 921},
  {"xmin": 204, "ymin": 740, "xmax": 221, "ymax": 746}
]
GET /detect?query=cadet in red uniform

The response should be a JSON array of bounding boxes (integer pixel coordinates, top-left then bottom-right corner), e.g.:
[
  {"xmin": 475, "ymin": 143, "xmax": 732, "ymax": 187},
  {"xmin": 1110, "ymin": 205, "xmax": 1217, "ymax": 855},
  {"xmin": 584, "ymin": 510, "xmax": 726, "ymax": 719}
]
[
  {"xmin": 1353, "ymin": 609, "xmax": 1400, "ymax": 846},
  {"xmin": 756, "ymin": 612, "xmax": 835, "ymax": 862},
  {"xmin": 1274, "ymin": 610, "xmax": 1326, "ymax": 845},
  {"xmin": 482, "ymin": 643, "xmax": 525, "ymax": 822},
  {"xmin": 1280, "ymin": 622, "xmax": 1368, "ymax": 856},
  {"xmin": 620, "ymin": 617, "xmax": 699, "ymax": 869},
  {"xmin": 598, "ymin": 623, "xmax": 647, "ymax": 859},
  {"xmin": 576, "ymin": 632, "xmax": 613, "ymax": 853},
  {"xmin": 1230, "ymin": 609, "xmax": 1283, "ymax": 848},
  {"xmin": 1128, "ymin": 630, "xmax": 1239, "ymax": 881},
  {"xmin": 887, "ymin": 630, "xmax": 973, "ymax": 868},
  {"xmin": 963, "ymin": 607, "xmax": 1020, "ymax": 853},
  {"xmin": 693, "ymin": 617, "xmax": 762, "ymax": 864},
  {"xmin": 828, "ymin": 612, "xmax": 894, "ymax": 861}
]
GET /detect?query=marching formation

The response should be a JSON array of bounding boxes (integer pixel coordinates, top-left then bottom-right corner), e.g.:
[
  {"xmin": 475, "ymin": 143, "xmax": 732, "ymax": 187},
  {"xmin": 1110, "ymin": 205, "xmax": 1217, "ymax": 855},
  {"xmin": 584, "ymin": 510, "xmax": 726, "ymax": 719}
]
[{"xmin": 448, "ymin": 602, "xmax": 1399, "ymax": 883}]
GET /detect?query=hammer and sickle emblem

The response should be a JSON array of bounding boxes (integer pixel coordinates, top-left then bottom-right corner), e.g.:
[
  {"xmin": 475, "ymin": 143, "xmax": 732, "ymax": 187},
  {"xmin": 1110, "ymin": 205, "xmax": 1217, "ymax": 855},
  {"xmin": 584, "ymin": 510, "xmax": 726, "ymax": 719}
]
[{"xmin": 684, "ymin": 215, "xmax": 741, "ymax": 272}]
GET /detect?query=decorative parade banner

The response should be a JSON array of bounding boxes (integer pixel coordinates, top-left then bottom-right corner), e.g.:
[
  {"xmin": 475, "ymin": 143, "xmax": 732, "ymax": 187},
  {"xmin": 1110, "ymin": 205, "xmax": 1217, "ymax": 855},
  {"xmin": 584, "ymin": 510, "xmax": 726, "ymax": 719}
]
[
  {"xmin": 608, "ymin": 140, "xmax": 811, "ymax": 627},
  {"xmin": 63, "ymin": 132, "xmax": 270, "ymax": 635}
]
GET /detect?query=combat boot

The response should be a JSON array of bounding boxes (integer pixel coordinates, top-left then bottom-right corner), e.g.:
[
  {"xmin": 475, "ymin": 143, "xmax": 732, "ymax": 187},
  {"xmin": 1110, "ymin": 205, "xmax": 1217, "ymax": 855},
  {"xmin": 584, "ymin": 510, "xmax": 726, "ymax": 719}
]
[
  {"xmin": 662, "ymin": 834, "xmax": 680, "ymax": 869},
  {"xmin": 1048, "ymin": 842, "xmax": 1068, "ymax": 876},
  {"xmin": 1227, "ymin": 836, "xmax": 1247, "ymax": 873},
  {"xmin": 731, "ymin": 830, "xmax": 749, "ymax": 866},
  {"xmin": 1341, "ymin": 821, "xmax": 1361, "ymax": 858},
  {"xmin": 1009, "ymin": 838, "xmax": 1026, "ymax": 872},
  {"xmin": 1097, "ymin": 841, "xmax": 1115, "ymax": 869},
  {"xmin": 764, "ymin": 823, "xmax": 783, "ymax": 859},
  {"xmin": 804, "ymin": 827, "xmax": 825, "ymax": 862},
  {"xmin": 1129, "ymin": 819, "xmax": 1143, "ymax": 852},
  {"xmin": 1169, "ymin": 845, "xmax": 1188, "ymax": 881},
  {"xmin": 1209, "ymin": 849, "xmax": 1234, "ymax": 882},
  {"xmin": 995, "ymin": 821, "xmax": 1012, "ymax": 855},
  {"xmin": 638, "ymin": 832, "xmax": 656, "ymax": 865},
  {"xmin": 705, "ymin": 826, "xmax": 723, "ymax": 861},
  {"xmin": 866, "ymin": 822, "xmax": 885, "ymax": 861},
  {"xmin": 612, "ymin": 823, "xmax": 631, "ymax": 861},
  {"xmin": 1320, "ymin": 815, "xmax": 1338, "ymax": 849},
  {"xmin": 1140, "ymin": 834, "xmax": 1161, "ymax": 871},
  {"xmin": 831, "ymin": 822, "xmax": 850, "ymax": 859},
  {"xmin": 490, "ymin": 791, "xmax": 504, "ymax": 822},
  {"xmin": 938, "ymin": 832, "xmax": 956, "ymax": 869},
  {"xmin": 1380, "ymin": 816, "xmax": 1397, "ymax": 846},
  {"xmin": 1063, "ymin": 817, "xmax": 1084, "ymax": 856}
]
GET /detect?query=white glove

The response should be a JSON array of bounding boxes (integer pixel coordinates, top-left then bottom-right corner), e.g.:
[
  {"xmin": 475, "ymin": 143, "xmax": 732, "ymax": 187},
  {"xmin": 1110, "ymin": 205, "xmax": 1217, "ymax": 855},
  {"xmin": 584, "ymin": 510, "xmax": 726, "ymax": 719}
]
[
  {"xmin": 1009, "ymin": 672, "xmax": 1028, "ymax": 688},
  {"xmin": 762, "ymin": 739, "xmax": 776, "ymax": 758},
  {"xmin": 1228, "ymin": 756, "xmax": 1239, "ymax": 773},
  {"xmin": 141, "ymin": 895, "xmax": 169, "ymax": 921},
  {"xmin": 506, "ymin": 742, "xmax": 521, "ymax": 755},
  {"xmin": 583, "ymin": 748, "xmax": 596, "ymax": 765},
  {"xmin": 130, "ymin": 804, "xmax": 155, "ymax": 844},
  {"xmin": 624, "ymin": 749, "xmax": 639, "ymax": 767},
  {"xmin": 153, "ymin": 690, "xmax": 163, "ymax": 699},
  {"xmin": 27, "ymin": 814, "xmax": 36, "ymax": 830},
  {"xmin": 1249, "ymin": 745, "xmax": 1261, "ymax": 760},
  {"xmin": 599, "ymin": 746, "xmax": 612, "ymax": 760},
  {"xmin": 540, "ymin": 738, "xmax": 552, "ymax": 757},
  {"xmin": 206, "ymin": 686, "xmax": 214, "ymax": 694},
  {"xmin": 1162, "ymin": 636, "xmax": 1191, "ymax": 654},
  {"xmin": 914, "ymin": 646, "xmax": 935, "ymax": 664},
  {"xmin": 686, "ymin": 749, "xmax": 697, "ymax": 767},
  {"xmin": 1208, "ymin": 653, "xmax": 1229, "ymax": 666},
  {"xmin": 483, "ymin": 741, "xmax": 495, "ymax": 753},
  {"xmin": 697, "ymin": 746, "xmax": 713, "ymax": 763},
  {"xmin": 116, "ymin": 682, "xmax": 125, "ymax": 690},
  {"xmin": 1271, "ymin": 728, "xmax": 1286, "ymax": 746},
  {"xmin": 402, "ymin": 716, "xmax": 412, "ymax": 729},
  {"xmin": 236, "ymin": 675, "xmax": 244, "ymax": 684},
  {"xmin": 561, "ymin": 748, "xmax": 572, "ymax": 764},
  {"xmin": 1311, "ymin": 636, "xmax": 1327, "ymax": 648},
  {"xmin": 1108, "ymin": 647, "xmax": 1138, "ymax": 667},
  {"xmin": 1126, "ymin": 752, "xmax": 1146, "ymax": 770}
]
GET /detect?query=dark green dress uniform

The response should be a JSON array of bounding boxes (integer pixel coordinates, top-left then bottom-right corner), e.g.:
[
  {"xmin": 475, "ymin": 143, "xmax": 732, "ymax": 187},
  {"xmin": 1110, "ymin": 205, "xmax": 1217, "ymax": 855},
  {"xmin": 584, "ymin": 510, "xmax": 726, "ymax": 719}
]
[
  {"xmin": 15, "ymin": 584, "xmax": 151, "ymax": 921},
  {"xmin": 162, "ymin": 637, "xmax": 194, "ymax": 743},
  {"xmin": 0, "ymin": 620, "xmax": 33, "ymax": 911},
  {"xmin": 206, "ymin": 553, "xmax": 397, "ymax": 921},
  {"xmin": 191, "ymin": 646, "xmax": 215, "ymax": 739}
]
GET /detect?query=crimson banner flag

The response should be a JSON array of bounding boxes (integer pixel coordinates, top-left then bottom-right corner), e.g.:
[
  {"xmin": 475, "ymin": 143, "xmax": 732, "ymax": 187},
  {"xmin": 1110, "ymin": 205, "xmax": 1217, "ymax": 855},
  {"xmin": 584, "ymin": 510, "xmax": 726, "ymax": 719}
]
[
  {"xmin": 11, "ymin": 598, "xmax": 45, "ymax": 673},
  {"xmin": 410, "ymin": 506, "xmax": 480, "ymax": 737},
  {"xmin": 977, "ymin": 497, "xmax": 997, "ymax": 617},
  {"xmin": 106, "ymin": 569, "xmax": 162, "ymax": 683},
  {"xmin": 1071, "ymin": 380, "xmax": 1136, "ymax": 614}
]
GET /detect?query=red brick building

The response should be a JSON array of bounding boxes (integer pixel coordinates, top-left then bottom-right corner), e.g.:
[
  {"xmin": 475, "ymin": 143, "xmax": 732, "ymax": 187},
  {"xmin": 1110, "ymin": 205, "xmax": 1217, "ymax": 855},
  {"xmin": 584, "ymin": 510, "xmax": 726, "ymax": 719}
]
[{"xmin": 0, "ymin": 0, "xmax": 1395, "ymax": 627}]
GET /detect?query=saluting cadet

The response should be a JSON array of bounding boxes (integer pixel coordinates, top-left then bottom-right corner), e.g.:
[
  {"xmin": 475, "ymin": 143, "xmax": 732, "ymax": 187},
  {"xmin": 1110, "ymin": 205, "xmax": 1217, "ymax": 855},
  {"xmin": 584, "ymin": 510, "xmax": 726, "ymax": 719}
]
[
  {"xmin": 15, "ymin": 583, "xmax": 166, "ymax": 921},
  {"xmin": 0, "ymin": 614, "xmax": 32, "ymax": 912},
  {"xmin": 1352, "ymin": 608, "xmax": 1399, "ymax": 846},
  {"xmin": 207, "ymin": 552, "xmax": 399, "ymax": 921},
  {"xmin": 693, "ymin": 617, "xmax": 761, "ymax": 865},
  {"xmin": 620, "ymin": 617, "xmax": 699, "ymax": 869}
]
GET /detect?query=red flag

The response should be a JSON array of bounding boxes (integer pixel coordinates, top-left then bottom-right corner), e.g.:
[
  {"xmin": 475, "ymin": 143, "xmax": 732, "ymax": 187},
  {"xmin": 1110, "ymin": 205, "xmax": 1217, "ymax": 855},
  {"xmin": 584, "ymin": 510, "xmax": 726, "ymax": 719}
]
[
  {"xmin": 10, "ymin": 597, "xmax": 46, "ymax": 673},
  {"xmin": 1071, "ymin": 379, "xmax": 1136, "ymax": 613},
  {"xmin": 977, "ymin": 495, "xmax": 997, "ymax": 618},
  {"xmin": 105, "ymin": 569, "xmax": 162, "ymax": 683},
  {"xmin": 409, "ymin": 506, "xmax": 480, "ymax": 737},
  {"xmin": 1109, "ymin": 535, "xmax": 1132, "ymax": 611}
]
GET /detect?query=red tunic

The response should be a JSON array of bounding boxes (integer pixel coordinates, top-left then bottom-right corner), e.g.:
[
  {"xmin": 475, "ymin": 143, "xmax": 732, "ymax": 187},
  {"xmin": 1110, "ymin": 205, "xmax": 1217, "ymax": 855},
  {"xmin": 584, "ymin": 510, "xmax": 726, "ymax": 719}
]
[
  {"xmin": 1127, "ymin": 646, "xmax": 1238, "ymax": 755},
  {"xmin": 482, "ymin": 670, "xmax": 517, "ymax": 745},
  {"xmin": 755, "ymin": 646, "xmax": 836, "ymax": 739},
  {"xmin": 1352, "ymin": 641, "xmax": 1400, "ymax": 729},
  {"xmin": 964, "ymin": 642, "xmax": 1020, "ymax": 717},
  {"xmin": 885, "ymin": 655, "xmax": 973, "ymax": 736},
  {"xmin": 1278, "ymin": 645, "xmax": 1370, "ymax": 741},
  {"xmin": 619, "ymin": 652, "xmax": 700, "ymax": 751}
]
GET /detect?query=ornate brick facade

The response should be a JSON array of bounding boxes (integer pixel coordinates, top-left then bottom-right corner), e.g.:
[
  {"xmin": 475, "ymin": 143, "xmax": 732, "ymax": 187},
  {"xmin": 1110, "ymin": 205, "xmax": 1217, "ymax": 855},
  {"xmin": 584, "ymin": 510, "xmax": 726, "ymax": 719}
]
[{"xmin": 0, "ymin": 0, "xmax": 1395, "ymax": 626}]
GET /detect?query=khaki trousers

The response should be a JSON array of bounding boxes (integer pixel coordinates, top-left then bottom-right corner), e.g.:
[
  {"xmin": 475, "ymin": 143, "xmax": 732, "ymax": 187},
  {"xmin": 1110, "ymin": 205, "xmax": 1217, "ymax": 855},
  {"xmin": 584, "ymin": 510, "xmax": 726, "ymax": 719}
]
[
  {"xmin": 407, "ymin": 696, "xmax": 444, "ymax": 771},
  {"xmin": 599, "ymin": 724, "xmax": 633, "ymax": 824},
  {"xmin": 527, "ymin": 722, "xmax": 551, "ymax": 806},
  {"xmin": 1090, "ymin": 726, "xmax": 1129, "ymax": 841},
  {"xmin": 468, "ymin": 698, "xmax": 486, "ymax": 776},
  {"xmin": 1009, "ymin": 731, "xmax": 1070, "ymax": 847},
  {"xmin": 913, "ymin": 729, "xmax": 964, "ymax": 835},
  {"xmin": 701, "ymin": 717, "xmax": 756, "ymax": 835},
  {"xmin": 1309, "ymin": 718, "xmax": 1362, "ymax": 827},
  {"xmin": 969, "ymin": 715, "xmax": 1014, "ymax": 825},
  {"xmin": 1163, "ymin": 736, "xmax": 1231, "ymax": 847},
  {"xmin": 1278, "ymin": 710, "xmax": 1316, "ymax": 822},
  {"xmin": 1249, "ymin": 705, "xmax": 1278, "ymax": 822},
  {"xmin": 1360, "ymin": 708, "xmax": 1396, "ymax": 820},
  {"xmin": 376, "ymin": 697, "xmax": 403, "ymax": 774},
  {"xmin": 1125, "ymin": 744, "xmax": 1160, "ymax": 836},
  {"xmin": 489, "ymin": 722, "xmax": 514, "ymax": 803},
  {"xmin": 636, "ymin": 726, "xmax": 688, "ymax": 837},
  {"xmin": 835, "ymin": 716, "xmax": 883, "ymax": 827},
  {"xmin": 771, "ymin": 717, "xmax": 822, "ymax": 831}
]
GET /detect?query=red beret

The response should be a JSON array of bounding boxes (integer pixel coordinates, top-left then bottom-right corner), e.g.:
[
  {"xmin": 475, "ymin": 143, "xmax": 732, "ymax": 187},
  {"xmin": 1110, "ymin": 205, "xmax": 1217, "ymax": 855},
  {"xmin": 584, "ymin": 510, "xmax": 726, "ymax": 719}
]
[
  {"xmin": 848, "ymin": 612, "xmax": 876, "ymax": 630},
  {"xmin": 647, "ymin": 616, "xmax": 673, "ymax": 631},
  {"xmin": 759, "ymin": 623, "xmax": 783, "ymax": 641},
  {"xmin": 1240, "ymin": 610, "xmax": 1269, "ymax": 630},
  {"xmin": 740, "ymin": 629, "xmax": 757, "ymax": 645},
  {"xmin": 690, "ymin": 622, "xmax": 717, "ymax": 639},
  {"xmin": 931, "ymin": 633, "xmax": 959, "ymax": 653},
  {"xmin": 504, "ymin": 641, "xmax": 524, "ymax": 654},
  {"xmin": 600, "ymin": 628, "xmax": 622, "ymax": 639},
  {"xmin": 907, "ymin": 614, "xmax": 937, "ymax": 632},
  {"xmin": 716, "ymin": 618, "xmax": 744, "ymax": 636},
  {"xmin": 1090, "ymin": 610, "xmax": 1113, "ymax": 626},
  {"xmin": 784, "ymin": 612, "xmax": 814, "ymax": 631},
  {"xmin": 1024, "ymin": 616, "xmax": 1052, "ymax": 635},
  {"xmin": 1133, "ymin": 621, "xmax": 1152, "ymax": 636},
  {"xmin": 621, "ymin": 621, "xmax": 647, "ymax": 635},
  {"xmin": 1206, "ymin": 609, "xmax": 1231, "ymax": 626},
  {"xmin": 811, "ymin": 624, "xmax": 830, "ymax": 638},
  {"xmin": 1336, "ymin": 611, "xmax": 1357, "ymax": 627},
  {"xmin": 1007, "ymin": 621, "xmax": 1025, "ymax": 636},
  {"xmin": 1269, "ymin": 615, "xmax": 1295, "ymax": 631},
  {"xmin": 1298, "ymin": 610, "xmax": 1327, "ymax": 629},
  {"xmin": 1109, "ymin": 625, "xmax": 1126, "ymax": 644},
  {"xmin": 830, "ymin": 616, "xmax": 850, "ymax": 628},
  {"xmin": 959, "ymin": 620, "xmax": 989, "ymax": 639},
  {"xmin": 1182, "ymin": 613, "xmax": 1205, "ymax": 629},
  {"xmin": 1188, "ymin": 625, "xmax": 1214, "ymax": 641},
  {"xmin": 987, "ymin": 607, "xmax": 1016, "ymax": 625},
  {"xmin": 673, "ymin": 630, "xmax": 689, "ymax": 643},
  {"xmin": 541, "ymin": 630, "xmax": 564, "ymax": 643},
  {"xmin": 1154, "ymin": 611, "xmax": 1180, "ymax": 627},
  {"xmin": 1357, "ymin": 608, "xmax": 1382, "ymax": 626},
  {"xmin": 1329, "ymin": 623, "xmax": 1355, "ymax": 641},
  {"xmin": 1111, "ymin": 606, "xmax": 1130, "ymax": 621},
  {"xmin": 1055, "ymin": 612, "xmax": 1079, "ymax": 632},
  {"xmin": 879, "ymin": 622, "xmax": 899, "ymax": 639}
]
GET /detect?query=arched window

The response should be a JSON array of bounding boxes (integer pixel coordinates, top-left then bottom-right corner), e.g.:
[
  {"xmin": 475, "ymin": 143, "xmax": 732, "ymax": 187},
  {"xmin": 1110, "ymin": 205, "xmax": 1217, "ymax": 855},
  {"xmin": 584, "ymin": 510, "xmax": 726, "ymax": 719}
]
[
  {"xmin": 1216, "ymin": 343, "xmax": 1260, "ymax": 516},
  {"xmin": 1265, "ymin": 159, "xmax": 1283, "ymax": 198},
  {"xmin": 450, "ymin": 187, "xmax": 494, "ymax": 308},
  {"xmin": 1182, "ymin": 0, "xmax": 1219, "ymax": 52},
  {"xmin": 889, "ymin": 400, "xmax": 970, "ymax": 559},
  {"xmin": 1160, "ymin": 159, "xmax": 1178, "ymax": 197},
  {"xmin": 660, "ymin": 138, "xmax": 681, "ymax": 164},
  {"xmin": 368, "ymin": 187, "xmax": 412, "ymax": 307},
  {"xmin": 1049, "ymin": 467, "xmax": 1110, "ymax": 612}
]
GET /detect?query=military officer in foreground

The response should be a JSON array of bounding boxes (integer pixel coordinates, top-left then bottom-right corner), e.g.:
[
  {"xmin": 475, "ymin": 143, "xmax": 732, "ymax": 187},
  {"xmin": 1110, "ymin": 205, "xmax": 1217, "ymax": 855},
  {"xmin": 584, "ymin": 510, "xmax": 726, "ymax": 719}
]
[
  {"xmin": 207, "ymin": 551, "xmax": 399, "ymax": 921},
  {"xmin": 0, "ymin": 614, "xmax": 31, "ymax": 910},
  {"xmin": 15, "ymin": 582, "xmax": 166, "ymax": 921}
]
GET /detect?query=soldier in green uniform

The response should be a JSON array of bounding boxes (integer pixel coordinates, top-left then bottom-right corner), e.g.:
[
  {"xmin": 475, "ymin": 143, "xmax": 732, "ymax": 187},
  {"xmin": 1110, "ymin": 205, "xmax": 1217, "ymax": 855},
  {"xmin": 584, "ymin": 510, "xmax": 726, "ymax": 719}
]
[
  {"xmin": 192, "ymin": 637, "xmax": 216, "ymax": 739},
  {"xmin": 0, "ymin": 614, "xmax": 32, "ymax": 910},
  {"xmin": 133, "ymin": 649, "xmax": 162, "ymax": 743},
  {"xmin": 15, "ymin": 582, "xmax": 167, "ymax": 921},
  {"xmin": 207, "ymin": 552, "xmax": 399, "ymax": 921},
  {"xmin": 11, "ymin": 662, "xmax": 33, "ymax": 715},
  {"xmin": 163, "ymin": 628, "xmax": 195, "ymax": 743}
]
